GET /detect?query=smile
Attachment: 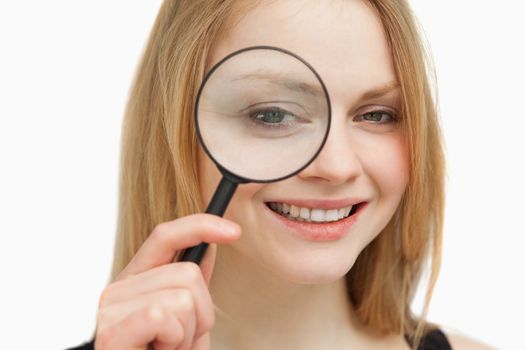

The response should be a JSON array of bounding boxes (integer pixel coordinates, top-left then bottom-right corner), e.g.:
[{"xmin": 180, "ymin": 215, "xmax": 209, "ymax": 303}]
[
  {"xmin": 265, "ymin": 202, "xmax": 363, "ymax": 223},
  {"xmin": 264, "ymin": 200, "xmax": 368, "ymax": 241}
]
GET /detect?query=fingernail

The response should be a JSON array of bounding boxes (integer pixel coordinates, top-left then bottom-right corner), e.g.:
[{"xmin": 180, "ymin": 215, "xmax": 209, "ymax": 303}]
[{"xmin": 220, "ymin": 221, "xmax": 239, "ymax": 236}]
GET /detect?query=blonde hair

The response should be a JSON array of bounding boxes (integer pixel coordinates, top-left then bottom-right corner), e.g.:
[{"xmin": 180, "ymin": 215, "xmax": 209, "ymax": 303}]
[{"xmin": 108, "ymin": 0, "xmax": 445, "ymax": 348}]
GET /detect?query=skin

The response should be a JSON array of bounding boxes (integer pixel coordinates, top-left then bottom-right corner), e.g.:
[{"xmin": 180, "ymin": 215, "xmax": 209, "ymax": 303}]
[
  {"xmin": 199, "ymin": 0, "xmax": 410, "ymax": 349},
  {"xmin": 94, "ymin": 0, "xmax": 493, "ymax": 349}
]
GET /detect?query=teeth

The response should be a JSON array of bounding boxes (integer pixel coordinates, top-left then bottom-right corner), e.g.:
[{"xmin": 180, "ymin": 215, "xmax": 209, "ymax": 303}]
[
  {"xmin": 326, "ymin": 209, "xmax": 339, "ymax": 222},
  {"xmin": 299, "ymin": 207, "xmax": 310, "ymax": 220},
  {"xmin": 268, "ymin": 202, "xmax": 356, "ymax": 223},
  {"xmin": 290, "ymin": 205, "xmax": 300, "ymax": 217},
  {"xmin": 310, "ymin": 209, "xmax": 325, "ymax": 222}
]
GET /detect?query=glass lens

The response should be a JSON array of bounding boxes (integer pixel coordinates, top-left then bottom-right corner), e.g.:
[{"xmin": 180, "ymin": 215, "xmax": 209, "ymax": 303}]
[{"xmin": 196, "ymin": 47, "xmax": 330, "ymax": 182}]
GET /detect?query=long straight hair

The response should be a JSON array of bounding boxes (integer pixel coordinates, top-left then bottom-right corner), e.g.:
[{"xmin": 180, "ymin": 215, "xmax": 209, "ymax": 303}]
[{"xmin": 108, "ymin": 1, "xmax": 445, "ymax": 348}]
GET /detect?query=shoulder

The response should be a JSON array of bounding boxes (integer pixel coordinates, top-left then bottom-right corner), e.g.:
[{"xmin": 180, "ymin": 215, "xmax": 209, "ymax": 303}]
[{"xmin": 441, "ymin": 329, "xmax": 495, "ymax": 350}]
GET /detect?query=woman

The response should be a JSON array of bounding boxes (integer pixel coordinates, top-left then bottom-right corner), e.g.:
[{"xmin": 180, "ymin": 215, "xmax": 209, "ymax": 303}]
[{"xmin": 69, "ymin": 0, "xmax": 493, "ymax": 349}]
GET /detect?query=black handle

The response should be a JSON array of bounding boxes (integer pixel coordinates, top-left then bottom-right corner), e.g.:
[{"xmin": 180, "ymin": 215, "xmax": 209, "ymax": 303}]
[{"xmin": 178, "ymin": 175, "xmax": 238, "ymax": 264}]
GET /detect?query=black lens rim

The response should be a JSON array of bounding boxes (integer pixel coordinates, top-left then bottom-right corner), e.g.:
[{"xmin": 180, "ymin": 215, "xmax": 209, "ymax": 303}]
[{"xmin": 194, "ymin": 45, "xmax": 332, "ymax": 184}]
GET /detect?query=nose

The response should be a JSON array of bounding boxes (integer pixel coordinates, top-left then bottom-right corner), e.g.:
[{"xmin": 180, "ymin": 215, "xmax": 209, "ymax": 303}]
[{"xmin": 298, "ymin": 113, "xmax": 363, "ymax": 185}]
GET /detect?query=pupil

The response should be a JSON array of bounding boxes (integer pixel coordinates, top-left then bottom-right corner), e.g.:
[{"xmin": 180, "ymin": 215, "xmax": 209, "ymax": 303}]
[
  {"xmin": 367, "ymin": 112, "xmax": 382, "ymax": 121},
  {"xmin": 262, "ymin": 110, "xmax": 284, "ymax": 123}
]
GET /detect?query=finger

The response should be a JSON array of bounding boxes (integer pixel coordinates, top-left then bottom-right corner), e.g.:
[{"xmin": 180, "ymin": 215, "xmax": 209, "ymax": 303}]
[
  {"xmin": 119, "ymin": 214, "xmax": 240, "ymax": 278},
  {"xmin": 191, "ymin": 332, "xmax": 211, "ymax": 350},
  {"xmin": 99, "ymin": 289, "xmax": 200, "ymax": 339},
  {"xmin": 96, "ymin": 303, "xmax": 185, "ymax": 350},
  {"xmin": 153, "ymin": 304, "xmax": 196, "ymax": 350},
  {"xmin": 100, "ymin": 262, "xmax": 215, "ymax": 337}
]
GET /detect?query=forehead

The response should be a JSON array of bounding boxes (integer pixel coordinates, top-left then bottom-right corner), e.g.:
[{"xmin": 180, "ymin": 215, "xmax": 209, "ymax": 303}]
[{"xmin": 209, "ymin": 0, "xmax": 397, "ymax": 106}]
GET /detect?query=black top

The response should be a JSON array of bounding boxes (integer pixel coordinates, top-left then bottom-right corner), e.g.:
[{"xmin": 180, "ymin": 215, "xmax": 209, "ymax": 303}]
[
  {"xmin": 405, "ymin": 328, "xmax": 453, "ymax": 350},
  {"xmin": 66, "ymin": 328, "xmax": 452, "ymax": 349}
]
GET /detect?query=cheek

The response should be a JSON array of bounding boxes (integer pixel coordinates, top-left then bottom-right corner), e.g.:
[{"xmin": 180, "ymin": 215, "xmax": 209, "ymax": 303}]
[
  {"xmin": 223, "ymin": 184, "xmax": 264, "ymax": 231},
  {"xmin": 360, "ymin": 133, "xmax": 409, "ymax": 197},
  {"xmin": 197, "ymin": 145, "xmax": 221, "ymax": 205},
  {"xmin": 197, "ymin": 145, "xmax": 264, "ymax": 222}
]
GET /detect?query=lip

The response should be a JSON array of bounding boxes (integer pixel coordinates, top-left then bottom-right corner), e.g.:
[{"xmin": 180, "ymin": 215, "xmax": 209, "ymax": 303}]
[{"xmin": 263, "ymin": 200, "xmax": 368, "ymax": 241}]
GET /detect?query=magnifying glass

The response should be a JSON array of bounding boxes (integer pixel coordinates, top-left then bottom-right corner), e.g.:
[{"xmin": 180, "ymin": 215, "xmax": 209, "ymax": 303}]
[{"xmin": 179, "ymin": 46, "xmax": 331, "ymax": 264}]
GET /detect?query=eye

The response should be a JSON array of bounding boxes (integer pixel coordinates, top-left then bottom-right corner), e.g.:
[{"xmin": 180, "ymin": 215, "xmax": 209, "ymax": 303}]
[
  {"xmin": 359, "ymin": 110, "xmax": 396, "ymax": 124},
  {"xmin": 240, "ymin": 102, "xmax": 314, "ymax": 139},
  {"xmin": 251, "ymin": 107, "xmax": 296, "ymax": 127}
]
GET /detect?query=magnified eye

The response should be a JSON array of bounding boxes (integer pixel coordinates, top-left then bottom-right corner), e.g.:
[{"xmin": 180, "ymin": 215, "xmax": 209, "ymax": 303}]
[
  {"xmin": 251, "ymin": 107, "xmax": 297, "ymax": 127},
  {"xmin": 239, "ymin": 101, "xmax": 315, "ymax": 139}
]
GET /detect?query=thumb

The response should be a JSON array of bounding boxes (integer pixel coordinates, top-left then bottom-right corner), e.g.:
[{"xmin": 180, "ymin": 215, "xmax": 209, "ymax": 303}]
[{"xmin": 199, "ymin": 242, "xmax": 218, "ymax": 286}]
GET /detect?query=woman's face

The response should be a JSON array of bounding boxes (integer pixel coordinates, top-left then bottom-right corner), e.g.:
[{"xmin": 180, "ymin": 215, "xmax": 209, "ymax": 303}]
[{"xmin": 198, "ymin": 0, "xmax": 408, "ymax": 284}]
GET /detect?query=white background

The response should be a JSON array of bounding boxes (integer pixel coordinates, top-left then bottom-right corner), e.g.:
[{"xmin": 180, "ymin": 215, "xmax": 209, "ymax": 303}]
[{"xmin": 0, "ymin": 1, "xmax": 523, "ymax": 349}]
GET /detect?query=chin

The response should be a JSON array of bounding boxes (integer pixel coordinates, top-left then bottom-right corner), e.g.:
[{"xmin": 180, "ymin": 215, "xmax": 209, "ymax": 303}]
[{"xmin": 269, "ymin": 247, "xmax": 360, "ymax": 285}]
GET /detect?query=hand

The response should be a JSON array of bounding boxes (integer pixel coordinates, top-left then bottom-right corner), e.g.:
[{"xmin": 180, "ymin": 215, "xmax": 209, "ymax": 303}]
[{"xmin": 94, "ymin": 213, "xmax": 241, "ymax": 350}]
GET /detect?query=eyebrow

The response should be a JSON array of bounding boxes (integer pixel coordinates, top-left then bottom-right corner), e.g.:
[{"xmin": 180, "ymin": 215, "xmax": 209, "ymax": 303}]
[
  {"xmin": 231, "ymin": 73, "xmax": 400, "ymax": 101},
  {"xmin": 358, "ymin": 82, "xmax": 400, "ymax": 101},
  {"xmin": 231, "ymin": 72, "xmax": 325, "ymax": 97}
]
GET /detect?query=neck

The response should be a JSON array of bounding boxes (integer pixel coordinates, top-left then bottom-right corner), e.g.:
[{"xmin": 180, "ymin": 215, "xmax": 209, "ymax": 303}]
[{"xmin": 208, "ymin": 244, "xmax": 363, "ymax": 350}]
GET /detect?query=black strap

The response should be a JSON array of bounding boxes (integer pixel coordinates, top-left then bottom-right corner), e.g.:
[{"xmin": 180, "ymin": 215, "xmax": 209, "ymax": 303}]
[{"xmin": 405, "ymin": 328, "xmax": 453, "ymax": 350}]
